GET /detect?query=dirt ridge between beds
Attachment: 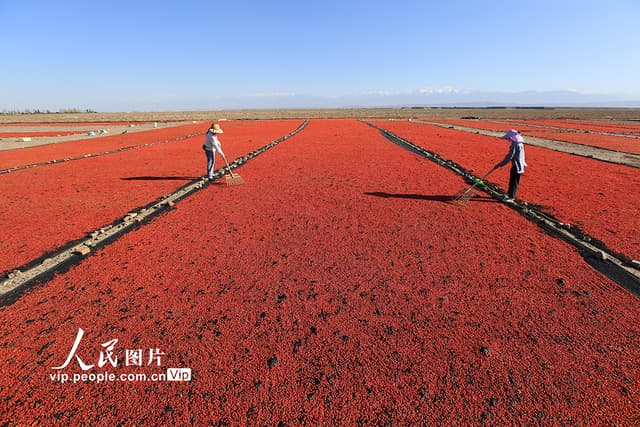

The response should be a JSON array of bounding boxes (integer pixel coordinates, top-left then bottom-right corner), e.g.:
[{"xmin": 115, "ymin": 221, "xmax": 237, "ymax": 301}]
[{"xmin": 410, "ymin": 119, "xmax": 640, "ymax": 168}]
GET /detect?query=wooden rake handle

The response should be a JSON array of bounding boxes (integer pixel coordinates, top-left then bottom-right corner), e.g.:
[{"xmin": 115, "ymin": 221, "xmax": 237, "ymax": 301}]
[
  {"xmin": 221, "ymin": 153, "xmax": 234, "ymax": 176},
  {"xmin": 481, "ymin": 165, "xmax": 498, "ymax": 180},
  {"xmin": 461, "ymin": 166, "xmax": 498, "ymax": 196},
  {"xmin": 472, "ymin": 166, "xmax": 498, "ymax": 187}
]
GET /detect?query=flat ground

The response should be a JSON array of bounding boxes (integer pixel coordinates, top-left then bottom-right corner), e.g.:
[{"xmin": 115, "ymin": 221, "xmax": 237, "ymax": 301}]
[
  {"xmin": 3, "ymin": 109, "xmax": 638, "ymax": 167},
  {"xmin": 0, "ymin": 111, "xmax": 638, "ymax": 425},
  {"xmin": 2, "ymin": 107, "xmax": 640, "ymax": 122}
]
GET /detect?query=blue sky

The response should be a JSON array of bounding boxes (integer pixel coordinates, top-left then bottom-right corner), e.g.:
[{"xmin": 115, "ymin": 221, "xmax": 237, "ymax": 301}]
[{"xmin": 1, "ymin": 0, "xmax": 639, "ymax": 111}]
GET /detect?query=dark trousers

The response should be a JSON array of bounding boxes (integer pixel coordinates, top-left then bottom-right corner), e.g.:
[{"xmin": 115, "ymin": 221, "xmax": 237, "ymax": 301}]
[{"xmin": 508, "ymin": 165, "xmax": 522, "ymax": 199}]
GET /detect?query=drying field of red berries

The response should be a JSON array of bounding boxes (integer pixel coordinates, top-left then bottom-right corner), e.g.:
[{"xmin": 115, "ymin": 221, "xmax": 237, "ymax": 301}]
[
  {"xmin": 1, "ymin": 118, "xmax": 639, "ymax": 425},
  {"xmin": 380, "ymin": 121, "xmax": 640, "ymax": 260},
  {"xmin": 0, "ymin": 131, "xmax": 84, "ymax": 138},
  {"xmin": 0, "ymin": 120, "xmax": 302, "ymax": 275},
  {"xmin": 0, "ymin": 122, "xmax": 205, "ymax": 170}
]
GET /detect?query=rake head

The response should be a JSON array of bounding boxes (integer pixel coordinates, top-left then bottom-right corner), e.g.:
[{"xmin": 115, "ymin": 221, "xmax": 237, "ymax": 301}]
[
  {"xmin": 225, "ymin": 173, "xmax": 245, "ymax": 186},
  {"xmin": 452, "ymin": 189, "xmax": 476, "ymax": 206},
  {"xmin": 452, "ymin": 175, "xmax": 487, "ymax": 206}
]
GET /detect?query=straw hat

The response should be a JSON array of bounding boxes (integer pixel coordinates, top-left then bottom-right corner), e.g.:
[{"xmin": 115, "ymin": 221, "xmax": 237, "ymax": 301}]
[
  {"xmin": 211, "ymin": 123, "xmax": 224, "ymax": 134},
  {"xmin": 501, "ymin": 129, "xmax": 524, "ymax": 143}
]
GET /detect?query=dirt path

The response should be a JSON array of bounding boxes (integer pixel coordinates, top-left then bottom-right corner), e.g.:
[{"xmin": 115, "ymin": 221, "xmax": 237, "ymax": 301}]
[
  {"xmin": 487, "ymin": 119, "xmax": 640, "ymax": 138},
  {"xmin": 411, "ymin": 119, "xmax": 640, "ymax": 168},
  {"xmin": 0, "ymin": 121, "xmax": 195, "ymax": 151}
]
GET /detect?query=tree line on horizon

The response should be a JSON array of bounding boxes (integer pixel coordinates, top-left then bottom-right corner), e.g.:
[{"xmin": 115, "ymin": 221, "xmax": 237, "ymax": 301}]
[{"xmin": 1, "ymin": 108, "xmax": 97, "ymax": 115}]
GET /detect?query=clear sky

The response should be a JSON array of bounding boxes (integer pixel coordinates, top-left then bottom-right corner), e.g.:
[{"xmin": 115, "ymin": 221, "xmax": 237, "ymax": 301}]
[{"xmin": 1, "ymin": 0, "xmax": 639, "ymax": 111}]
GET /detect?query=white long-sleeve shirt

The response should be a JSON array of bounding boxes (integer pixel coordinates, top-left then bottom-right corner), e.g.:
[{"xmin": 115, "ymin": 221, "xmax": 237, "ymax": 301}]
[
  {"xmin": 498, "ymin": 141, "xmax": 527, "ymax": 174},
  {"xmin": 204, "ymin": 131, "xmax": 224, "ymax": 155}
]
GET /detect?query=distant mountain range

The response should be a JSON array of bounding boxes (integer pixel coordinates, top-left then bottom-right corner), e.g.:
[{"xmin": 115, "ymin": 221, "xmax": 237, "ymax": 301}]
[
  {"xmin": 189, "ymin": 90, "xmax": 640, "ymax": 110},
  {"xmin": 5, "ymin": 89, "xmax": 639, "ymax": 112}
]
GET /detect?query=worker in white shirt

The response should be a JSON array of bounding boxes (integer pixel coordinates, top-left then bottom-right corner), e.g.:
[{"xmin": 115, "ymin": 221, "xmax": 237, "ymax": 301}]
[{"xmin": 203, "ymin": 123, "xmax": 225, "ymax": 179}]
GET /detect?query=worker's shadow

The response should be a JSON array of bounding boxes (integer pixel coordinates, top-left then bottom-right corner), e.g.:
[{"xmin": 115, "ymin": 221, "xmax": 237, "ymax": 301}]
[
  {"xmin": 121, "ymin": 176, "xmax": 201, "ymax": 181},
  {"xmin": 364, "ymin": 192, "xmax": 497, "ymax": 203}
]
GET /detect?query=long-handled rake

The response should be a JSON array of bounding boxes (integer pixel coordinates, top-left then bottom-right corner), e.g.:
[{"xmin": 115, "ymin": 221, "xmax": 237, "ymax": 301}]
[
  {"xmin": 221, "ymin": 154, "xmax": 245, "ymax": 186},
  {"xmin": 453, "ymin": 166, "xmax": 497, "ymax": 206}
]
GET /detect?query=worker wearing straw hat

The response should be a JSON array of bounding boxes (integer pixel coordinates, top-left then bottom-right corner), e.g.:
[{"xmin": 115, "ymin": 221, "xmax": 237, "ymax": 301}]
[
  {"xmin": 494, "ymin": 129, "xmax": 527, "ymax": 201},
  {"xmin": 203, "ymin": 123, "xmax": 225, "ymax": 179}
]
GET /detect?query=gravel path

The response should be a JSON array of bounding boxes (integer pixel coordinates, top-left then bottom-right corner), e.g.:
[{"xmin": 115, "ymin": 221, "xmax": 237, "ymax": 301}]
[
  {"xmin": 0, "ymin": 121, "xmax": 195, "ymax": 150},
  {"xmin": 411, "ymin": 119, "xmax": 640, "ymax": 168}
]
